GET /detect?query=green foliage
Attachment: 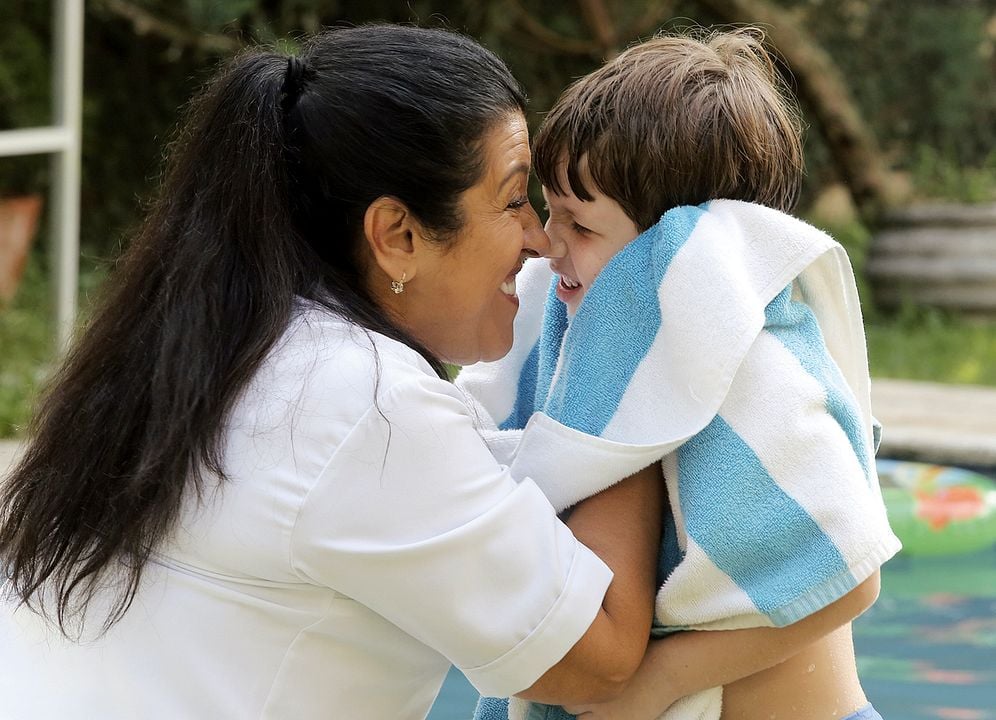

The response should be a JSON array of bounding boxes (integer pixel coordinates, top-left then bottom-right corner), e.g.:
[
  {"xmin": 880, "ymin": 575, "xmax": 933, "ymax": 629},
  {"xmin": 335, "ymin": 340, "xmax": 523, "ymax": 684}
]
[
  {"xmin": 866, "ymin": 305, "xmax": 996, "ymax": 386},
  {"xmin": 0, "ymin": 254, "xmax": 53, "ymax": 437},
  {"xmin": 908, "ymin": 145, "xmax": 996, "ymax": 203},
  {"xmin": 0, "ymin": 0, "xmax": 51, "ymax": 196},
  {"xmin": 810, "ymin": 0, "xmax": 996, "ymax": 195},
  {"xmin": 0, "ymin": 5, "xmax": 50, "ymax": 128},
  {"xmin": 0, "ymin": 252, "xmax": 107, "ymax": 438},
  {"xmin": 184, "ymin": 0, "xmax": 257, "ymax": 29},
  {"xmin": 75, "ymin": 36, "xmax": 196, "ymax": 255}
]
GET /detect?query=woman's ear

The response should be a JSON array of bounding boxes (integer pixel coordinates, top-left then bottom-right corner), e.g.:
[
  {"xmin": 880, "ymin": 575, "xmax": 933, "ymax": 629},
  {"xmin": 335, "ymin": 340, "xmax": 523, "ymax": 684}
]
[{"xmin": 363, "ymin": 196, "xmax": 419, "ymax": 285}]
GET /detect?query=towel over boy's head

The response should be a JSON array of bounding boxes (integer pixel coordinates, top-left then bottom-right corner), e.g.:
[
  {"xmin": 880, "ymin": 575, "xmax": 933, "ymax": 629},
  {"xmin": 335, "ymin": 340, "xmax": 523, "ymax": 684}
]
[{"xmin": 535, "ymin": 27, "xmax": 804, "ymax": 231}]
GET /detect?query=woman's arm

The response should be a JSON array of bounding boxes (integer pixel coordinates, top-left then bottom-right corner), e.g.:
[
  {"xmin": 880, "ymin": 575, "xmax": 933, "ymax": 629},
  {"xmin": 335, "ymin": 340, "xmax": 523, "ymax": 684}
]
[
  {"xmin": 291, "ymin": 372, "xmax": 664, "ymax": 705},
  {"xmin": 564, "ymin": 570, "xmax": 880, "ymax": 718},
  {"xmin": 517, "ymin": 462, "xmax": 664, "ymax": 705}
]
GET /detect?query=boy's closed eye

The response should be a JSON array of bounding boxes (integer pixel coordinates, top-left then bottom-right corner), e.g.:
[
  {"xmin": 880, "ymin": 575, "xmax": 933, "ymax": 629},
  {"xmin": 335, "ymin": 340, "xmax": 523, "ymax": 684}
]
[{"xmin": 546, "ymin": 207, "xmax": 595, "ymax": 236}]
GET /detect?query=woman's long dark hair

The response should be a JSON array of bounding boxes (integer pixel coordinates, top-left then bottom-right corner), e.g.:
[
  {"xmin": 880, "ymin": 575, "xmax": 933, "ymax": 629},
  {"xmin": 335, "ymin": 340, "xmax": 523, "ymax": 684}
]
[{"xmin": 0, "ymin": 24, "xmax": 526, "ymax": 636}]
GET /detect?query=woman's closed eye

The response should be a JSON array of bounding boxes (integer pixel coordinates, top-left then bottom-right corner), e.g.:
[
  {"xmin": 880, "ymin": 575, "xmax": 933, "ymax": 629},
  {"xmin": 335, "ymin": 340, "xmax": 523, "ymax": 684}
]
[{"xmin": 571, "ymin": 221, "xmax": 592, "ymax": 235}]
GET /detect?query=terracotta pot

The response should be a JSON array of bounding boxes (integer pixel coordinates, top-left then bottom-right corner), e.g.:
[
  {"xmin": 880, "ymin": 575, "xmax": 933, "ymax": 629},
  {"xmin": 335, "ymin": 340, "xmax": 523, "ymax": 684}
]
[{"xmin": 0, "ymin": 194, "xmax": 43, "ymax": 303}]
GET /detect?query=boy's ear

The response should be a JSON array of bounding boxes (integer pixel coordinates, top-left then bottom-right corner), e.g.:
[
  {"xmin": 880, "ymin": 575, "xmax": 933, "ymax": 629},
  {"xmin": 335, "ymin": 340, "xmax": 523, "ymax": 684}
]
[{"xmin": 363, "ymin": 196, "xmax": 419, "ymax": 284}]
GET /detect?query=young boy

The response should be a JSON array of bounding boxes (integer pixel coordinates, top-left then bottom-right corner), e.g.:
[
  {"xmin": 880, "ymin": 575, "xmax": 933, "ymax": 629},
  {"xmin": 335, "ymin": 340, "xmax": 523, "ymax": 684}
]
[{"xmin": 461, "ymin": 29, "xmax": 900, "ymax": 720}]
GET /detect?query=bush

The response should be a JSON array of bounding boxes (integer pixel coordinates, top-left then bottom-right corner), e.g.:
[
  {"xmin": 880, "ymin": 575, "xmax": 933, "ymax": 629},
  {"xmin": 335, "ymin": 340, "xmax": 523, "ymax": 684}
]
[{"xmin": 866, "ymin": 305, "xmax": 996, "ymax": 386}]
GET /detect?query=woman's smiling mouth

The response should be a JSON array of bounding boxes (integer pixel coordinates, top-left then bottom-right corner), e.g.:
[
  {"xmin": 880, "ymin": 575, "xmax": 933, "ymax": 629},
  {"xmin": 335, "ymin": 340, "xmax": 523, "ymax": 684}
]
[{"xmin": 501, "ymin": 258, "xmax": 533, "ymax": 298}]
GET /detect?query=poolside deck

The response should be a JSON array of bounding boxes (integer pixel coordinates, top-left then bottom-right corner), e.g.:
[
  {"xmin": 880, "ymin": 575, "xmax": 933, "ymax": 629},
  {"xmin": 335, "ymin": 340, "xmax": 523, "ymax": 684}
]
[
  {"xmin": 2, "ymin": 378, "xmax": 995, "ymax": 478},
  {"xmin": 872, "ymin": 379, "xmax": 996, "ymax": 468}
]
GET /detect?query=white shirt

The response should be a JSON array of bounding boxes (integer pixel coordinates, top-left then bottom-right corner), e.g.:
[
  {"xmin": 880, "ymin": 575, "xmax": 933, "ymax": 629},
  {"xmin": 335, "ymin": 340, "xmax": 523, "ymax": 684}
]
[{"xmin": 0, "ymin": 306, "xmax": 612, "ymax": 719}]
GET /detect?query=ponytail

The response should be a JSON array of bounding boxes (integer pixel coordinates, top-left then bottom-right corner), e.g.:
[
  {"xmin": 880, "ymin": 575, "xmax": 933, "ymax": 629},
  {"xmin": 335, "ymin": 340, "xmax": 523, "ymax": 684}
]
[{"xmin": 0, "ymin": 49, "xmax": 307, "ymax": 636}]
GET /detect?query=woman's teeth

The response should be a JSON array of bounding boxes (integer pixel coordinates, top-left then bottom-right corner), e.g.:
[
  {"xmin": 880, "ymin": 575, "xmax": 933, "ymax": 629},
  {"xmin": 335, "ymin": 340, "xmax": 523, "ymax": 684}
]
[
  {"xmin": 560, "ymin": 276, "xmax": 580, "ymax": 290},
  {"xmin": 500, "ymin": 277, "xmax": 517, "ymax": 296}
]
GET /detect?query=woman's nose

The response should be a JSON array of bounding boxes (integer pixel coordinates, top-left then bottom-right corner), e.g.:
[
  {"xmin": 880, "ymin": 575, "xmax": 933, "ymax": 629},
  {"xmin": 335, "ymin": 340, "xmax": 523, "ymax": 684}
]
[{"xmin": 521, "ymin": 210, "xmax": 565, "ymax": 260}]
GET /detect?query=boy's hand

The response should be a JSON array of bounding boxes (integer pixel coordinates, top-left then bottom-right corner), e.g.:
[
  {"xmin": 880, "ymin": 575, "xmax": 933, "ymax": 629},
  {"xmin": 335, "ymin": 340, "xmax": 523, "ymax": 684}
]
[
  {"xmin": 564, "ymin": 689, "xmax": 670, "ymax": 720},
  {"xmin": 563, "ymin": 647, "xmax": 680, "ymax": 720}
]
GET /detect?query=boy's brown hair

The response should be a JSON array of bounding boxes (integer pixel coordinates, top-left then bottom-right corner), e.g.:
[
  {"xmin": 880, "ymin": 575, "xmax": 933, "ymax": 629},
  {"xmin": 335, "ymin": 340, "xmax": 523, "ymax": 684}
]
[{"xmin": 534, "ymin": 27, "xmax": 804, "ymax": 231}]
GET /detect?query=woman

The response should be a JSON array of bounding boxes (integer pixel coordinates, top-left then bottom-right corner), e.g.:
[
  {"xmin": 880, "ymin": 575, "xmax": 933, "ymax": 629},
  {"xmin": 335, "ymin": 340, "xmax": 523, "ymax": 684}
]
[{"xmin": 0, "ymin": 25, "xmax": 661, "ymax": 718}]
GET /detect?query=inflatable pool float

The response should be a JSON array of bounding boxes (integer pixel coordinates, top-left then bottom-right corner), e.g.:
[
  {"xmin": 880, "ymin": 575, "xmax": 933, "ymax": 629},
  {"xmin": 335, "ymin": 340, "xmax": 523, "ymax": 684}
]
[{"xmin": 877, "ymin": 459, "xmax": 996, "ymax": 556}]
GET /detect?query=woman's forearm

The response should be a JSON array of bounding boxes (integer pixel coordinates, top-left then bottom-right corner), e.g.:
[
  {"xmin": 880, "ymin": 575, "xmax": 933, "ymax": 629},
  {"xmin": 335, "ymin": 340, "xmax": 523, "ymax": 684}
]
[{"xmin": 518, "ymin": 463, "xmax": 664, "ymax": 704}]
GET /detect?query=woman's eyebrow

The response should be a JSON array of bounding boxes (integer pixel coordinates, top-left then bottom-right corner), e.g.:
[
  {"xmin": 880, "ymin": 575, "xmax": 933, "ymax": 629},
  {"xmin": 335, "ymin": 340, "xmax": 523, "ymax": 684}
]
[{"xmin": 498, "ymin": 163, "xmax": 530, "ymax": 191}]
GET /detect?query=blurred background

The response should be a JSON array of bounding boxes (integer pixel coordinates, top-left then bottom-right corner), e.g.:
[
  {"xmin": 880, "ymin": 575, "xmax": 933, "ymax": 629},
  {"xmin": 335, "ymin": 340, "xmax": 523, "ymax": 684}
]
[
  {"xmin": 2, "ymin": 0, "xmax": 996, "ymax": 434},
  {"xmin": 1, "ymin": 1, "xmax": 994, "ymax": 718}
]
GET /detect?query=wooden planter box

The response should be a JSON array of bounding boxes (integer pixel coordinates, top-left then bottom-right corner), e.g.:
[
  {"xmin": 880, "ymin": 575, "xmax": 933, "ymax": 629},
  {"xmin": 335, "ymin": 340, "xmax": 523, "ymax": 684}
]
[
  {"xmin": 0, "ymin": 194, "xmax": 43, "ymax": 304},
  {"xmin": 868, "ymin": 203, "xmax": 996, "ymax": 317}
]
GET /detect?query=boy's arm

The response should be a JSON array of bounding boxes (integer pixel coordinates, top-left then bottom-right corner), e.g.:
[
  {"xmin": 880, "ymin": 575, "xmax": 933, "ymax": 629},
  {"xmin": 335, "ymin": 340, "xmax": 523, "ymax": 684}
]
[{"xmin": 564, "ymin": 570, "xmax": 880, "ymax": 719}]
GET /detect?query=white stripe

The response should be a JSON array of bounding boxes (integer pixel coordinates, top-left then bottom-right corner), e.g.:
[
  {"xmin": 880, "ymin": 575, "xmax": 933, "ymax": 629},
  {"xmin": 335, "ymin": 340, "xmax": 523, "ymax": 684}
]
[
  {"xmin": 604, "ymin": 211, "xmax": 756, "ymax": 443},
  {"xmin": 795, "ymin": 249, "xmax": 875, "ymax": 432},
  {"xmin": 655, "ymin": 536, "xmax": 770, "ymax": 630},
  {"xmin": 719, "ymin": 330, "xmax": 895, "ymax": 570},
  {"xmin": 603, "ymin": 204, "xmax": 836, "ymax": 445}
]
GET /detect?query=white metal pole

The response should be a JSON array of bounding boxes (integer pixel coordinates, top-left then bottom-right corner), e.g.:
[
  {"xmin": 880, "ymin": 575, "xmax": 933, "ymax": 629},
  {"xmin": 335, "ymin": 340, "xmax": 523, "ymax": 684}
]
[
  {"xmin": 50, "ymin": 0, "xmax": 84, "ymax": 351},
  {"xmin": 0, "ymin": 127, "xmax": 70, "ymax": 157}
]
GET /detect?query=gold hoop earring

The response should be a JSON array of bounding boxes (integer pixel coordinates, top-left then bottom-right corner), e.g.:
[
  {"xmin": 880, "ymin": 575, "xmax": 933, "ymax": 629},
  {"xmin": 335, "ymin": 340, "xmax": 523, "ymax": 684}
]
[{"xmin": 390, "ymin": 272, "xmax": 407, "ymax": 294}]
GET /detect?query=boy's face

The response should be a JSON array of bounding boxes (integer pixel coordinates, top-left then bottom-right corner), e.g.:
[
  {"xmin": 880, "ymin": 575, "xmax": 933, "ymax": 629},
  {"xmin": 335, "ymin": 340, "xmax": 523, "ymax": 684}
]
[{"xmin": 542, "ymin": 167, "xmax": 640, "ymax": 316}]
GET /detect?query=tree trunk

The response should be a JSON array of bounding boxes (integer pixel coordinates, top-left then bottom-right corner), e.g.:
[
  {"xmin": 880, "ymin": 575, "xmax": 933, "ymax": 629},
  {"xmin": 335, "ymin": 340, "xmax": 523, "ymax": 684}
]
[{"xmin": 697, "ymin": 0, "xmax": 900, "ymax": 222}]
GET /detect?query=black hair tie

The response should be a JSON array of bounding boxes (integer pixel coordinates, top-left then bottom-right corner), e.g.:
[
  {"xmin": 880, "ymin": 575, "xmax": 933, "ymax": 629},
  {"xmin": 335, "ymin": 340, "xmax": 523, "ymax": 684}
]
[{"xmin": 281, "ymin": 56, "xmax": 310, "ymax": 111}]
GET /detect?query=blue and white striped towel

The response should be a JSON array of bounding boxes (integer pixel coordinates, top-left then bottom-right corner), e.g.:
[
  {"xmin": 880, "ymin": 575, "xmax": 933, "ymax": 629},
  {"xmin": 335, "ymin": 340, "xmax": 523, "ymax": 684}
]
[{"xmin": 459, "ymin": 200, "xmax": 901, "ymax": 720}]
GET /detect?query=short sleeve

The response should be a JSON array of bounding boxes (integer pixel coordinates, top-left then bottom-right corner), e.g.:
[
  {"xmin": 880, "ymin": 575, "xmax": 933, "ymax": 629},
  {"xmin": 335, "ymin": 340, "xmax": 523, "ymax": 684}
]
[{"xmin": 289, "ymin": 370, "xmax": 613, "ymax": 698}]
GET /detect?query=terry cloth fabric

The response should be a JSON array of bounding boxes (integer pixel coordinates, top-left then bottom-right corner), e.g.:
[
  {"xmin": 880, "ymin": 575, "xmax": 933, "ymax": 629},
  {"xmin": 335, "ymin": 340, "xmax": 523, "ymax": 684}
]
[
  {"xmin": 474, "ymin": 697, "xmax": 511, "ymax": 720},
  {"xmin": 460, "ymin": 200, "xmax": 901, "ymax": 720},
  {"xmin": 476, "ymin": 695, "xmax": 723, "ymax": 720},
  {"xmin": 475, "ymin": 697, "xmax": 576, "ymax": 720}
]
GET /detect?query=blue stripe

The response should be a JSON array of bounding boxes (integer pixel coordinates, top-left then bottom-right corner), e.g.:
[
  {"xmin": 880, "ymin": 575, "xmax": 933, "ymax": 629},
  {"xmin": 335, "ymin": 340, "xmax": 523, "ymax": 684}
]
[
  {"xmin": 677, "ymin": 414, "xmax": 854, "ymax": 624},
  {"xmin": 499, "ymin": 339, "xmax": 539, "ymax": 431},
  {"xmin": 473, "ymin": 697, "xmax": 510, "ymax": 720},
  {"xmin": 657, "ymin": 498, "xmax": 685, "ymax": 589},
  {"xmin": 527, "ymin": 703, "xmax": 575, "ymax": 720},
  {"xmin": 501, "ymin": 277, "xmax": 568, "ymax": 430},
  {"xmin": 535, "ymin": 276, "xmax": 569, "ymax": 407},
  {"xmin": 544, "ymin": 205, "xmax": 705, "ymax": 434},
  {"xmin": 764, "ymin": 286, "xmax": 874, "ymax": 484}
]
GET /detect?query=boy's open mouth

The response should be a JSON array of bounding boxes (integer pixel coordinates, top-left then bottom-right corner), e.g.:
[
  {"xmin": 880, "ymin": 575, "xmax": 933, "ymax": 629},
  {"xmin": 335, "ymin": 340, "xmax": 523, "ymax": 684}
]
[{"xmin": 555, "ymin": 273, "xmax": 583, "ymax": 307}]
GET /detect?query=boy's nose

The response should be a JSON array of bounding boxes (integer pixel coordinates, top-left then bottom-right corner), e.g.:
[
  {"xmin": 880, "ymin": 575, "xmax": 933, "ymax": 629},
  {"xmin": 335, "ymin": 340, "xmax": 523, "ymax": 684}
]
[{"xmin": 535, "ymin": 217, "xmax": 567, "ymax": 259}]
